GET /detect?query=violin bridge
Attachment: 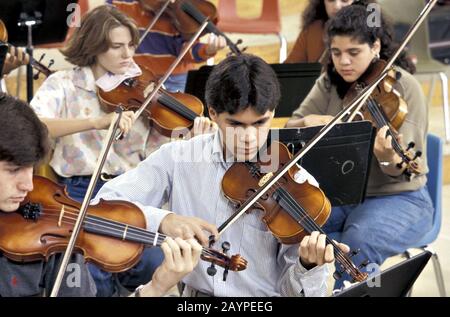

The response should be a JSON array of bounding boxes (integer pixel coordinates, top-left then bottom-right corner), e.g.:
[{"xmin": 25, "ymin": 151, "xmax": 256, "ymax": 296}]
[
  {"xmin": 123, "ymin": 225, "xmax": 129, "ymax": 240},
  {"xmin": 258, "ymin": 172, "xmax": 273, "ymax": 187},
  {"xmin": 143, "ymin": 82, "xmax": 156, "ymax": 98},
  {"xmin": 58, "ymin": 205, "xmax": 65, "ymax": 227}
]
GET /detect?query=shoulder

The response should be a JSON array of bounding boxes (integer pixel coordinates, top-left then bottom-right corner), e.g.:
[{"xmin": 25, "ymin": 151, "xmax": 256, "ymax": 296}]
[
  {"xmin": 395, "ymin": 67, "xmax": 423, "ymax": 98},
  {"xmin": 42, "ymin": 68, "xmax": 77, "ymax": 87},
  {"xmin": 313, "ymin": 72, "xmax": 333, "ymax": 92},
  {"xmin": 302, "ymin": 20, "xmax": 325, "ymax": 35}
]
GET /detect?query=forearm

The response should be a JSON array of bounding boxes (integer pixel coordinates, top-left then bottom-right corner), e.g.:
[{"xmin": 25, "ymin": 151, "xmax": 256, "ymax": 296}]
[
  {"xmin": 285, "ymin": 117, "xmax": 306, "ymax": 128},
  {"xmin": 40, "ymin": 117, "xmax": 96, "ymax": 138}
]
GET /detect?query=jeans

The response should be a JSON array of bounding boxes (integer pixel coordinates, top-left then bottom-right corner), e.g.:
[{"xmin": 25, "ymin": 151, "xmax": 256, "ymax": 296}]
[
  {"xmin": 322, "ymin": 186, "xmax": 434, "ymax": 290},
  {"xmin": 58, "ymin": 175, "xmax": 165, "ymax": 297}
]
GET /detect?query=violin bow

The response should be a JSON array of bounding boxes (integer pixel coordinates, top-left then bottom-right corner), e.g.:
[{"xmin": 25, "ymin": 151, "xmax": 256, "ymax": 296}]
[
  {"xmin": 346, "ymin": 0, "xmax": 438, "ymax": 122},
  {"xmin": 125, "ymin": 18, "xmax": 209, "ymax": 135},
  {"xmin": 50, "ymin": 16, "xmax": 210, "ymax": 297},
  {"xmin": 180, "ymin": 1, "xmax": 242, "ymax": 55},
  {"xmin": 138, "ymin": 0, "xmax": 175, "ymax": 47},
  {"xmin": 50, "ymin": 109, "xmax": 123, "ymax": 297}
]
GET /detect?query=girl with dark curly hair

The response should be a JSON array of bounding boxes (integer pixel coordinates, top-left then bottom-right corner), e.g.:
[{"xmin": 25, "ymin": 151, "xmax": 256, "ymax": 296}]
[{"xmin": 287, "ymin": 3, "xmax": 432, "ymax": 289}]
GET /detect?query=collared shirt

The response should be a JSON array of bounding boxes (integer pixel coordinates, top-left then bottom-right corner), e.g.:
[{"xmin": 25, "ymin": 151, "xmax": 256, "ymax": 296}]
[
  {"xmin": 94, "ymin": 131, "xmax": 329, "ymax": 297},
  {"xmin": 30, "ymin": 66, "xmax": 169, "ymax": 177}
]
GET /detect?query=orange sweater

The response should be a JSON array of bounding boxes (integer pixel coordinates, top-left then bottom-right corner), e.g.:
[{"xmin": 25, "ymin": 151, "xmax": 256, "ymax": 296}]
[{"xmin": 285, "ymin": 20, "xmax": 326, "ymax": 63}]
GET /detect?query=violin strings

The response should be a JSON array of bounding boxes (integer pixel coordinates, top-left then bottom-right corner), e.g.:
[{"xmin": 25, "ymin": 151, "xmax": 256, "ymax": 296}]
[
  {"xmin": 245, "ymin": 163, "xmax": 361, "ymax": 277},
  {"xmin": 34, "ymin": 209, "xmax": 219, "ymax": 258},
  {"xmin": 159, "ymin": 93, "xmax": 199, "ymax": 121},
  {"xmin": 37, "ymin": 204, "xmax": 222, "ymax": 258},
  {"xmin": 132, "ymin": 79, "xmax": 198, "ymax": 121},
  {"xmin": 366, "ymin": 98, "xmax": 408, "ymax": 160},
  {"xmin": 272, "ymin": 187, "xmax": 361, "ymax": 277}
]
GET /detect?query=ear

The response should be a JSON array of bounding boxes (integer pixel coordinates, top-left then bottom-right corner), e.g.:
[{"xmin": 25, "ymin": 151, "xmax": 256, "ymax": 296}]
[
  {"xmin": 208, "ymin": 107, "xmax": 218, "ymax": 122},
  {"xmin": 372, "ymin": 39, "xmax": 381, "ymax": 55}
]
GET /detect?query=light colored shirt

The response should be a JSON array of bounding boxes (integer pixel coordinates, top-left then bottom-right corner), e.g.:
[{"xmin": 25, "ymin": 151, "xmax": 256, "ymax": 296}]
[
  {"xmin": 94, "ymin": 131, "xmax": 329, "ymax": 297},
  {"xmin": 30, "ymin": 66, "xmax": 169, "ymax": 177}
]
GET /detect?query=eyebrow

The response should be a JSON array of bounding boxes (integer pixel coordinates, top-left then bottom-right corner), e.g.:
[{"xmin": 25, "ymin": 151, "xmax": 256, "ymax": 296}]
[
  {"xmin": 111, "ymin": 42, "xmax": 133, "ymax": 46},
  {"xmin": 226, "ymin": 116, "xmax": 271, "ymax": 125}
]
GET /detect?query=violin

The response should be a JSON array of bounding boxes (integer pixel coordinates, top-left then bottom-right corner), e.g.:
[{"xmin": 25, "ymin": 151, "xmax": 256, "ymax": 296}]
[
  {"xmin": 220, "ymin": 141, "xmax": 368, "ymax": 283},
  {"xmin": 139, "ymin": 0, "xmax": 242, "ymax": 55},
  {"xmin": 343, "ymin": 59, "xmax": 423, "ymax": 178},
  {"xmin": 0, "ymin": 176, "xmax": 247, "ymax": 275},
  {"xmin": 0, "ymin": 19, "xmax": 53, "ymax": 78},
  {"xmin": 140, "ymin": 0, "xmax": 218, "ymax": 36},
  {"xmin": 97, "ymin": 61, "xmax": 204, "ymax": 138}
]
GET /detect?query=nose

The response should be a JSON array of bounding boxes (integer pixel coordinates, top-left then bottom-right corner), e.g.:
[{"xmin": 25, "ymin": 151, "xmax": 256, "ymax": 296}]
[
  {"xmin": 339, "ymin": 54, "xmax": 351, "ymax": 66},
  {"xmin": 335, "ymin": 0, "xmax": 347, "ymax": 11},
  {"xmin": 17, "ymin": 167, "xmax": 34, "ymax": 193},
  {"xmin": 122, "ymin": 45, "xmax": 133, "ymax": 59},
  {"xmin": 238, "ymin": 126, "xmax": 258, "ymax": 144}
]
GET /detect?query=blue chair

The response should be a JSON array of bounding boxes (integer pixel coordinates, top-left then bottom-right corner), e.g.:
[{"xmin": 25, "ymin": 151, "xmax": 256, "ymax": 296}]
[{"xmin": 406, "ymin": 133, "xmax": 446, "ymax": 296}]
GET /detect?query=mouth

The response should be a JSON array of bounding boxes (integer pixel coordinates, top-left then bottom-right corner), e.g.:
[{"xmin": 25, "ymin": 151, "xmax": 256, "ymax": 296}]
[
  {"xmin": 237, "ymin": 147, "xmax": 257, "ymax": 154},
  {"xmin": 340, "ymin": 69, "xmax": 354, "ymax": 76},
  {"xmin": 9, "ymin": 196, "xmax": 26, "ymax": 202}
]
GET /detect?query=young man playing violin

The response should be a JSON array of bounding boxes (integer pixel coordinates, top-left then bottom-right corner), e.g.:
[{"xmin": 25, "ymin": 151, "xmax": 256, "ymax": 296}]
[
  {"xmin": 94, "ymin": 53, "xmax": 350, "ymax": 297},
  {"xmin": 0, "ymin": 93, "xmax": 96, "ymax": 297},
  {"xmin": 286, "ymin": 3, "xmax": 433, "ymax": 289},
  {"xmin": 0, "ymin": 93, "xmax": 203, "ymax": 297},
  {"xmin": 29, "ymin": 5, "xmax": 215, "ymax": 296}
]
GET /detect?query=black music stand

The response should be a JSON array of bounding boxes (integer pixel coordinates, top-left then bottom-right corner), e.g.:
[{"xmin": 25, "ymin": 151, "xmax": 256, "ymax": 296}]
[
  {"xmin": 185, "ymin": 62, "xmax": 322, "ymax": 117},
  {"xmin": 0, "ymin": 0, "xmax": 73, "ymax": 101},
  {"xmin": 333, "ymin": 251, "xmax": 432, "ymax": 297},
  {"xmin": 272, "ymin": 121, "xmax": 376, "ymax": 206}
]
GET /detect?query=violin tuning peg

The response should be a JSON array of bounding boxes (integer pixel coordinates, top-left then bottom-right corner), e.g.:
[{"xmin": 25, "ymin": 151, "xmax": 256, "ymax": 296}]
[
  {"xmin": 222, "ymin": 241, "xmax": 230, "ymax": 254},
  {"xmin": 349, "ymin": 249, "xmax": 359, "ymax": 258},
  {"xmin": 333, "ymin": 270, "xmax": 343, "ymax": 280},
  {"xmin": 358, "ymin": 260, "xmax": 370, "ymax": 269},
  {"xmin": 208, "ymin": 235, "xmax": 216, "ymax": 248},
  {"xmin": 406, "ymin": 142, "xmax": 415, "ymax": 151},
  {"xmin": 223, "ymin": 268, "xmax": 229, "ymax": 282},
  {"xmin": 48, "ymin": 59, "xmax": 55, "ymax": 69},
  {"xmin": 207, "ymin": 263, "xmax": 217, "ymax": 277},
  {"xmin": 414, "ymin": 151, "xmax": 422, "ymax": 160},
  {"xmin": 236, "ymin": 39, "xmax": 243, "ymax": 45},
  {"xmin": 38, "ymin": 54, "xmax": 45, "ymax": 63}
]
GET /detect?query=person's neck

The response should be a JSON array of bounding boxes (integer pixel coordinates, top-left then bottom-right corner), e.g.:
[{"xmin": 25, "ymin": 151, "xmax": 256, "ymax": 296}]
[{"xmin": 91, "ymin": 63, "xmax": 107, "ymax": 80}]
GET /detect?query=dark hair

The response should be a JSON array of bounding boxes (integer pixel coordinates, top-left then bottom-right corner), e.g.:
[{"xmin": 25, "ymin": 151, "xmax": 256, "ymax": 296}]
[
  {"xmin": 61, "ymin": 5, "xmax": 139, "ymax": 67},
  {"xmin": 301, "ymin": 0, "xmax": 376, "ymax": 30},
  {"xmin": 324, "ymin": 3, "xmax": 416, "ymax": 98},
  {"xmin": 205, "ymin": 54, "xmax": 281, "ymax": 115},
  {"xmin": 0, "ymin": 93, "xmax": 49, "ymax": 166}
]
